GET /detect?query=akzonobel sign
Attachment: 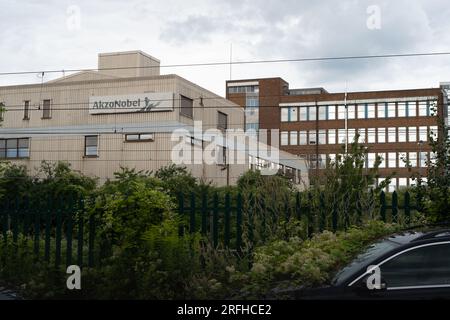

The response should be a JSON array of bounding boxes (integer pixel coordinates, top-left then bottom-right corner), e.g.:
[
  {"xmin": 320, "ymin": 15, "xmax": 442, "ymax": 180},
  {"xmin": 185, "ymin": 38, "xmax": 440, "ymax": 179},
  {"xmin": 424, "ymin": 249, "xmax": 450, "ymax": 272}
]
[{"xmin": 89, "ymin": 92, "xmax": 174, "ymax": 114}]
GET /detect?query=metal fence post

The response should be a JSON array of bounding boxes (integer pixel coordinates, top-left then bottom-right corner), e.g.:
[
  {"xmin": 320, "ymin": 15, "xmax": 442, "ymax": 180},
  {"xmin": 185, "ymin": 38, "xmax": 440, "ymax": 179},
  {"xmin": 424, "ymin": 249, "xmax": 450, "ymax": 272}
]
[
  {"xmin": 224, "ymin": 193, "xmax": 231, "ymax": 247},
  {"xmin": 392, "ymin": 191, "xmax": 398, "ymax": 223},
  {"xmin": 201, "ymin": 191, "xmax": 207, "ymax": 235},
  {"xmin": 380, "ymin": 191, "xmax": 386, "ymax": 222},
  {"xmin": 212, "ymin": 193, "xmax": 219, "ymax": 248},
  {"xmin": 236, "ymin": 193, "xmax": 242, "ymax": 253},
  {"xmin": 55, "ymin": 195, "xmax": 63, "ymax": 267},
  {"xmin": 295, "ymin": 192, "xmax": 301, "ymax": 221},
  {"xmin": 404, "ymin": 191, "xmax": 411, "ymax": 225},
  {"xmin": 66, "ymin": 195, "xmax": 74, "ymax": 267},
  {"xmin": 77, "ymin": 195, "xmax": 84, "ymax": 267},
  {"xmin": 190, "ymin": 192, "xmax": 196, "ymax": 234}
]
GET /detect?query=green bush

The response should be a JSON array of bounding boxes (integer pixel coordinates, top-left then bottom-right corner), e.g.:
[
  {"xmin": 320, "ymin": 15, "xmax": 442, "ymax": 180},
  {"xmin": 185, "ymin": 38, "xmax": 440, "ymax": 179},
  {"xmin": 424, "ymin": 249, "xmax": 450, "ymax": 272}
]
[{"xmin": 230, "ymin": 220, "xmax": 398, "ymax": 298}]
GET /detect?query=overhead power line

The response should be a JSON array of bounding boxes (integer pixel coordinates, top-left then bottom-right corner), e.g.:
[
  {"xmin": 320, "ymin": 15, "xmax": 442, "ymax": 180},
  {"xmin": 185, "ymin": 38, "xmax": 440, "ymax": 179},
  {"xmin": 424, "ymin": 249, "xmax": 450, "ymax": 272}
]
[{"xmin": 0, "ymin": 51, "xmax": 450, "ymax": 76}]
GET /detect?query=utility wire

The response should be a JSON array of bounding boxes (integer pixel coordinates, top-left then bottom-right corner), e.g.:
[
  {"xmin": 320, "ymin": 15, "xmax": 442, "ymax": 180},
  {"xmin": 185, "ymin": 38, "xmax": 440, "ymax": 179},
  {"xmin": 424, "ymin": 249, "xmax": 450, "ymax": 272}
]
[{"xmin": 1, "ymin": 51, "xmax": 450, "ymax": 76}]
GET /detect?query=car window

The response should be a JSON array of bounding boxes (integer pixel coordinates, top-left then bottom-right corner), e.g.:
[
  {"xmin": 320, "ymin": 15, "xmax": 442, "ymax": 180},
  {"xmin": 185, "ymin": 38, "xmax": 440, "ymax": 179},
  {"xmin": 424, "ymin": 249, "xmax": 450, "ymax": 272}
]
[
  {"xmin": 380, "ymin": 243, "xmax": 450, "ymax": 288},
  {"xmin": 332, "ymin": 239, "xmax": 399, "ymax": 286}
]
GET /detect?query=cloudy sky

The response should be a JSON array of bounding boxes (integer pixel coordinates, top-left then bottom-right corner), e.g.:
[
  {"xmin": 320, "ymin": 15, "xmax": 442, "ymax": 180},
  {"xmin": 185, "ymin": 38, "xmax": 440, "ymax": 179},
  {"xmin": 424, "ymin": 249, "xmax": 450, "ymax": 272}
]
[{"xmin": 1, "ymin": 0, "xmax": 450, "ymax": 96}]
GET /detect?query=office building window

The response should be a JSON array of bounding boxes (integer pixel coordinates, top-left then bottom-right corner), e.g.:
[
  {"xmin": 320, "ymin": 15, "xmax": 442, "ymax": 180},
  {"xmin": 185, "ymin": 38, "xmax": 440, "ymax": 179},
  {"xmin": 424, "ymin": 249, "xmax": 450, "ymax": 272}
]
[
  {"xmin": 246, "ymin": 95, "xmax": 259, "ymax": 107},
  {"xmin": 42, "ymin": 99, "xmax": 51, "ymax": 119},
  {"xmin": 180, "ymin": 95, "xmax": 193, "ymax": 118},
  {"xmin": 418, "ymin": 101, "xmax": 436, "ymax": 117},
  {"xmin": 430, "ymin": 151, "xmax": 438, "ymax": 165},
  {"xmin": 397, "ymin": 102, "xmax": 406, "ymax": 117},
  {"xmin": 419, "ymin": 152, "xmax": 427, "ymax": 167},
  {"xmin": 398, "ymin": 127, "xmax": 407, "ymax": 142},
  {"xmin": 418, "ymin": 101, "xmax": 427, "ymax": 116},
  {"xmin": 337, "ymin": 105, "xmax": 346, "ymax": 120},
  {"xmin": 348, "ymin": 128, "xmax": 356, "ymax": 143},
  {"xmin": 348, "ymin": 105, "xmax": 356, "ymax": 120},
  {"xmin": 387, "ymin": 103, "xmax": 396, "ymax": 118},
  {"xmin": 407, "ymin": 101, "xmax": 417, "ymax": 117},
  {"xmin": 378, "ymin": 153, "xmax": 386, "ymax": 168},
  {"xmin": 338, "ymin": 129, "xmax": 346, "ymax": 144},
  {"xmin": 290, "ymin": 107, "xmax": 298, "ymax": 121},
  {"xmin": 318, "ymin": 130, "xmax": 326, "ymax": 145},
  {"xmin": 367, "ymin": 153, "xmax": 376, "ymax": 168},
  {"xmin": 290, "ymin": 131, "xmax": 298, "ymax": 145},
  {"xmin": 367, "ymin": 104, "xmax": 376, "ymax": 119},
  {"xmin": 85, "ymin": 136, "xmax": 98, "ymax": 156},
  {"xmin": 368, "ymin": 128, "xmax": 376, "ymax": 143},
  {"xmin": 0, "ymin": 138, "xmax": 30, "ymax": 159},
  {"xmin": 281, "ymin": 107, "xmax": 298, "ymax": 122},
  {"xmin": 217, "ymin": 111, "xmax": 228, "ymax": 131},
  {"xmin": 217, "ymin": 146, "xmax": 227, "ymax": 165},
  {"xmin": 429, "ymin": 126, "xmax": 439, "ymax": 139},
  {"xmin": 387, "ymin": 178, "xmax": 397, "ymax": 192},
  {"xmin": 327, "ymin": 154, "xmax": 336, "ymax": 164},
  {"xmin": 328, "ymin": 129, "xmax": 336, "ymax": 144},
  {"xmin": 388, "ymin": 127, "xmax": 396, "ymax": 143},
  {"xmin": 429, "ymin": 100, "xmax": 438, "ymax": 116},
  {"xmin": 409, "ymin": 152, "xmax": 417, "ymax": 167},
  {"xmin": 299, "ymin": 131, "xmax": 307, "ymax": 145},
  {"xmin": 227, "ymin": 85, "xmax": 259, "ymax": 93},
  {"xmin": 299, "ymin": 107, "xmax": 308, "ymax": 121},
  {"xmin": 281, "ymin": 108, "xmax": 289, "ymax": 122},
  {"xmin": 419, "ymin": 126, "xmax": 428, "ymax": 142},
  {"xmin": 358, "ymin": 128, "xmax": 366, "ymax": 143},
  {"xmin": 408, "ymin": 127, "xmax": 417, "ymax": 142},
  {"xmin": 24, "ymin": 100, "xmax": 30, "ymax": 120},
  {"xmin": 357, "ymin": 104, "xmax": 366, "ymax": 119},
  {"xmin": 245, "ymin": 123, "xmax": 259, "ymax": 132},
  {"xmin": 318, "ymin": 106, "xmax": 327, "ymax": 120},
  {"xmin": 328, "ymin": 105, "xmax": 336, "ymax": 120},
  {"xmin": 398, "ymin": 178, "xmax": 408, "ymax": 189},
  {"xmin": 377, "ymin": 103, "xmax": 386, "ymax": 118},
  {"xmin": 125, "ymin": 133, "xmax": 154, "ymax": 142},
  {"xmin": 309, "ymin": 130, "xmax": 317, "ymax": 145},
  {"xmin": 281, "ymin": 132, "xmax": 288, "ymax": 146},
  {"xmin": 308, "ymin": 106, "xmax": 316, "ymax": 121},
  {"xmin": 378, "ymin": 127, "xmax": 386, "ymax": 143},
  {"xmin": 399, "ymin": 152, "xmax": 408, "ymax": 167},
  {"xmin": 388, "ymin": 152, "xmax": 397, "ymax": 168}
]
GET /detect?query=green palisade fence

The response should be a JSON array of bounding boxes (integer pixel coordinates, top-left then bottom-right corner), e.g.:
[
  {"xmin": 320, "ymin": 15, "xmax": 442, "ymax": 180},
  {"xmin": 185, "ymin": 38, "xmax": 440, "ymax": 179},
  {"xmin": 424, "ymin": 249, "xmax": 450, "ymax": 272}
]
[{"xmin": 0, "ymin": 191, "xmax": 420, "ymax": 266}]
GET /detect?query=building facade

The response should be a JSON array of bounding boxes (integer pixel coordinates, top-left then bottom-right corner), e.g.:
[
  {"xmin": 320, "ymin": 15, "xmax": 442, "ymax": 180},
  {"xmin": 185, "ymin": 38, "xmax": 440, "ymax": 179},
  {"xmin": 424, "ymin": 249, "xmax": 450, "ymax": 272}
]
[
  {"xmin": 0, "ymin": 52, "xmax": 309, "ymax": 187},
  {"xmin": 227, "ymin": 77, "xmax": 447, "ymax": 191}
]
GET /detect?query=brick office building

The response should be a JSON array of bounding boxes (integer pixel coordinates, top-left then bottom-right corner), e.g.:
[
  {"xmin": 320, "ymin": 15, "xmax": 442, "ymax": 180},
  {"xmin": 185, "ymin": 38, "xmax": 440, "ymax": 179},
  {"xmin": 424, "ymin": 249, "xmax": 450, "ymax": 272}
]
[{"xmin": 226, "ymin": 77, "xmax": 447, "ymax": 191}]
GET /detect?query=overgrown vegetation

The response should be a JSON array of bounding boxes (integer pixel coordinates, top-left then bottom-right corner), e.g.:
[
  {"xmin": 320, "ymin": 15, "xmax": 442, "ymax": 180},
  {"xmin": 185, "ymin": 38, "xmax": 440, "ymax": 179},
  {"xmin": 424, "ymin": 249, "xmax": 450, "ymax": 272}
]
[
  {"xmin": 0, "ymin": 121, "xmax": 447, "ymax": 299},
  {"xmin": 412, "ymin": 112, "xmax": 450, "ymax": 222}
]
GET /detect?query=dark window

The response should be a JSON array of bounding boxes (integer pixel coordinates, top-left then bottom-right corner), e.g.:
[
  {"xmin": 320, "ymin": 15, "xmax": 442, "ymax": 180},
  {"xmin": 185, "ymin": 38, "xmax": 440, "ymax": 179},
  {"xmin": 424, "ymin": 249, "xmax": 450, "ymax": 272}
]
[
  {"xmin": 180, "ymin": 95, "xmax": 193, "ymax": 118},
  {"xmin": 0, "ymin": 138, "xmax": 29, "ymax": 159},
  {"xmin": 380, "ymin": 243, "xmax": 450, "ymax": 288},
  {"xmin": 85, "ymin": 136, "xmax": 98, "ymax": 157},
  {"xmin": 125, "ymin": 133, "xmax": 154, "ymax": 142},
  {"xmin": 0, "ymin": 102, "xmax": 5, "ymax": 121},
  {"xmin": 218, "ymin": 146, "xmax": 227, "ymax": 165},
  {"xmin": 42, "ymin": 99, "xmax": 51, "ymax": 119},
  {"xmin": 218, "ymin": 112, "xmax": 228, "ymax": 131},
  {"xmin": 0, "ymin": 140, "xmax": 6, "ymax": 159},
  {"xmin": 24, "ymin": 101, "xmax": 30, "ymax": 120}
]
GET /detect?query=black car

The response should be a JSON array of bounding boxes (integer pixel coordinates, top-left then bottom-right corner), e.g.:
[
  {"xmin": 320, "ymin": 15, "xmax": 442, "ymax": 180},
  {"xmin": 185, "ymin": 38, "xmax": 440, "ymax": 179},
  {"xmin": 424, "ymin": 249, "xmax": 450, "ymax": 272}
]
[{"xmin": 293, "ymin": 228, "xmax": 450, "ymax": 300}]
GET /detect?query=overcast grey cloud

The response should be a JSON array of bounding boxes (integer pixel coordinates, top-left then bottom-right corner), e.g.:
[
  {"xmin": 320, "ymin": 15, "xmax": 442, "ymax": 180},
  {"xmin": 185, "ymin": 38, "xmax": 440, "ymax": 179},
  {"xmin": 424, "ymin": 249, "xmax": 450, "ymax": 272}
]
[{"xmin": 1, "ymin": 0, "xmax": 450, "ymax": 95}]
